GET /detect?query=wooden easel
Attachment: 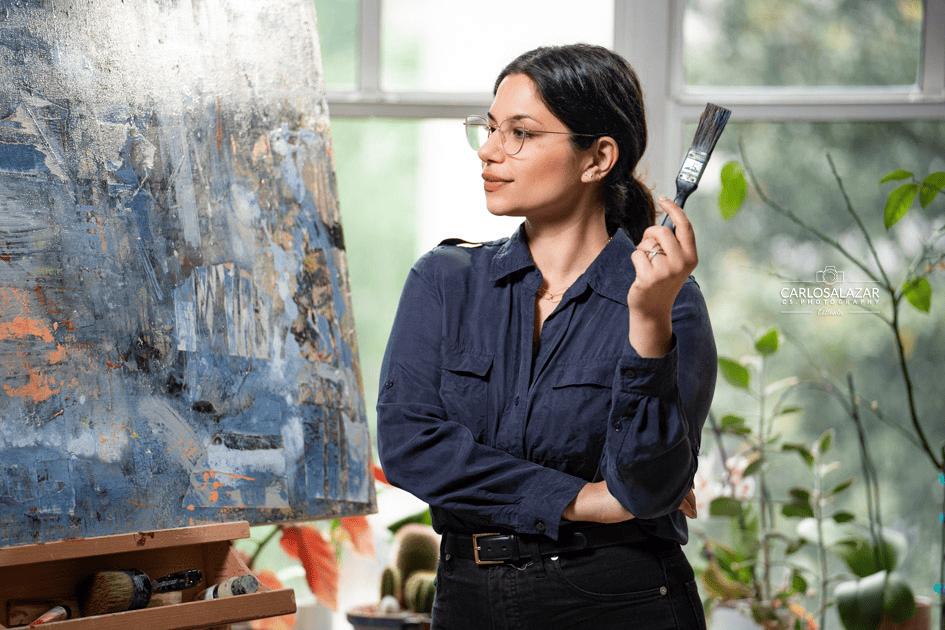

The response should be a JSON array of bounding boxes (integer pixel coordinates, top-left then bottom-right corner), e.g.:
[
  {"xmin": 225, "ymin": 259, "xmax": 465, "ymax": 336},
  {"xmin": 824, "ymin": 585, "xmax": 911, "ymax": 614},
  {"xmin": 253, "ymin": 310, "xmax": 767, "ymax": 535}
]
[{"xmin": 0, "ymin": 522, "xmax": 296, "ymax": 630}]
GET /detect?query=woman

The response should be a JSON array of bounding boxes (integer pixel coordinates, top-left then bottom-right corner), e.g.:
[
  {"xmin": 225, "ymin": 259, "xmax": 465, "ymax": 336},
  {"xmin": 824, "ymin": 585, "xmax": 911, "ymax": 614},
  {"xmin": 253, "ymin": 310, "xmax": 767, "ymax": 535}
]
[{"xmin": 377, "ymin": 44, "xmax": 716, "ymax": 629}]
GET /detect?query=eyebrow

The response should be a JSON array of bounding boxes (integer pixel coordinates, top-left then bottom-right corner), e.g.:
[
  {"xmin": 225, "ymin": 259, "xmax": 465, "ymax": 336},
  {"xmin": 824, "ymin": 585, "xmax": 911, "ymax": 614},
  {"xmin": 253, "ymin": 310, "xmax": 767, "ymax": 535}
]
[{"xmin": 486, "ymin": 112, "xmax": 538, "ymax": 124}]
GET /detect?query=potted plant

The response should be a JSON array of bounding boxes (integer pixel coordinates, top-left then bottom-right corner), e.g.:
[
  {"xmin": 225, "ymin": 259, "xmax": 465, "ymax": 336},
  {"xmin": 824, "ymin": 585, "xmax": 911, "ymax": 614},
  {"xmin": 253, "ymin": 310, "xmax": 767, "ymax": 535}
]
[
  {"xmin": 695, "ymin": 327, "xmax": 822, "ymax": 630},
  {"xmin": 712, "ymin": 153, "xmax": 943, "ymax": 630}
]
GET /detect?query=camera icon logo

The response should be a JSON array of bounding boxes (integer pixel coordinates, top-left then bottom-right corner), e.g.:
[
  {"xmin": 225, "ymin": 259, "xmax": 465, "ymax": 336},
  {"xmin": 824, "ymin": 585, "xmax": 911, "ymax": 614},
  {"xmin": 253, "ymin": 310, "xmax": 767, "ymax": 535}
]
[{"xmin": 816, "ymin": 266, "xmax": 844, "ymax": 285}]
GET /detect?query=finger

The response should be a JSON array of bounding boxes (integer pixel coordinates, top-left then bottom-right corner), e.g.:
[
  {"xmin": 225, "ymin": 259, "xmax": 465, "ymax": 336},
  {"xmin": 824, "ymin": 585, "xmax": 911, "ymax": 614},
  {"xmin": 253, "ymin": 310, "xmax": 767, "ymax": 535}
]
[{"xmin": 657, "ymin": 195, "xmax": 697, "ymax": 256}]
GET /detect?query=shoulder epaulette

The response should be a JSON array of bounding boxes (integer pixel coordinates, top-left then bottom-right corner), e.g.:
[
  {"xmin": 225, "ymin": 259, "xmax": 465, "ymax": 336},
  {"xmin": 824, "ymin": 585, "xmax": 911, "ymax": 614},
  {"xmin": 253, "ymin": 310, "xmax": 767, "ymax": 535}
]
[{"xmin": 438, "ymin": 238, "xmax": 482, "ymax": 248}]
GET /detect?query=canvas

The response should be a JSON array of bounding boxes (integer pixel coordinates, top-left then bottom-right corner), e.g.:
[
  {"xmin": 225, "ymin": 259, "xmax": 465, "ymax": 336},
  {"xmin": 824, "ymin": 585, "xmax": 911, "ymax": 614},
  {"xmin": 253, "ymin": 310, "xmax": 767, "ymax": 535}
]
[{"xmin": 0, "ymin": 0, "xmax": 373, "ymax": 547}]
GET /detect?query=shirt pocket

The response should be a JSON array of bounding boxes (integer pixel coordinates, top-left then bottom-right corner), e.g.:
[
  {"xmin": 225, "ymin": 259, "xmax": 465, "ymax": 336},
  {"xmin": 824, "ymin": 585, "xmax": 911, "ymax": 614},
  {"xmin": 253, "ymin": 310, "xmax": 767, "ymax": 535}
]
[
  {"xmin": 526, "ymin": 360, "xmax": 615, "ymax": 480},
  {"xmin": 439, "ymin": 347, "xmax": 493, "ymax": 442}
]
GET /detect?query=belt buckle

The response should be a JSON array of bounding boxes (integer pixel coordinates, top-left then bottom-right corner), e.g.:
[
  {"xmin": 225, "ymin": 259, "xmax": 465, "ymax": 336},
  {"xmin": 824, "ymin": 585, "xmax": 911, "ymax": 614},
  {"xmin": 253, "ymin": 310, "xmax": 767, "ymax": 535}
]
[{"xmin": 471, "ymin": 533, "xmax": 503, "ymax": 565}]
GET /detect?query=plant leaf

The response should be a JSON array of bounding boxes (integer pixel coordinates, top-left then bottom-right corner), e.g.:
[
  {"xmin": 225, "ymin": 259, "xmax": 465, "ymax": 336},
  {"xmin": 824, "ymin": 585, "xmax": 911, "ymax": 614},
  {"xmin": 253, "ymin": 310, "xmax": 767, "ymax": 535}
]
[
  {"xmin": 836, "ymin": 572, "xmax": 887, "ymax": 630},
  {"xmin": 338, "ymin": 515, "xmax": 376, "ymax": 559},
  {"xmin": 832, "ymin": 510, "xmax": 856, "ymax": 523},
  {"xmin": 719, "ymin": 161, "xmax": 748, "ymax": 220},
  {"xmin": 718, "ymin": 357, "xmax": 751, "ymax": 389},
  {"xmin": 902, "ymin": 277, "xmax": 931, "ymax": 313},
  {"xmin": 783, "ymin": 442, "xmax": 815, "ymax": 468},
  {"xmin": 710, "ymin": 496, "xmax": 744, "ymax": 517},
  {"xmin": 817, "ymin": 429, "xmax": 834, "ymax": 455},
  {"xmin": 884, "ymin": 573, "xmax": 917, "ymax": 622},
  {"xmin": 374, "ymin": 462, "xmax": 390, "ymax": 485},
  {"xmin": 701, "ymin": 559, "xmax": 751, "ymax": 600},
  {"xmin": 387, "ymin": 507, "xmax": 434, "ymax": 534},
  {"xmin": 828, "ymin": 478, "xmax": 855, "ymax": 497},
  {"xmin": 884, "ymin": 182, "xmax": 918, "ymax": 229},
  {"xmin": 250, "ymin": 571, "xmax": 296, "ymax": 630},
  {"xmin": 280, "ymin": 525, "xmax": 339, "ymax": 611},
  {"xmin": 754, "ymin": 328, "xmax": 779, "ymax": 355},
  {"xmin": 919, "ymin": 171, "xmax": 945, "ymax": 207},
  {"xmin": 782, "ymin": 488, "xmax": 814, "ymax": 518},
  {"xmin": 835, "ymin": 536, "xmax": 899, "ymax": 577},
  {"xmin": 878, "ymin": 169, "xmax": 913, "ymax": 184},
  {"xmin": 743, "ymin": 454, "xmax": 763, "ymax": 477},
  {"xmin": 720, "ymin": 414, "xmax": 751, "ymax": 435}
]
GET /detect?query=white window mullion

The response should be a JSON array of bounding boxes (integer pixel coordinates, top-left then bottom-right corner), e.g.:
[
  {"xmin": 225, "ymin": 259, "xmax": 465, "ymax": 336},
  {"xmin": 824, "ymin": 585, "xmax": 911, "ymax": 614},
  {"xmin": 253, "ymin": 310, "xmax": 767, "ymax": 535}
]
[
  {"xmin": 921, "ymin": 0, "xmax": 945, "ymax": 97},
  {"xmin": 358, "ymin": 0, "xmax": 381, "ymax": 93},
  {"xmin": 615, "ymin": 0, "xmax": 679, "ymax": 196}
]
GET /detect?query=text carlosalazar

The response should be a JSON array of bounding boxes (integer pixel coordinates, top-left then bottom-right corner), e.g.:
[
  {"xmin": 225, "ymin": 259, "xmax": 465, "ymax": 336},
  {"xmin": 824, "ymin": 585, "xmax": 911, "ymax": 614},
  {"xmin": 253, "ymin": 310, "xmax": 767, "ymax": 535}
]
[{"xmin": 781, "ymin": 286, "xmax": 881, "ymax": 305}]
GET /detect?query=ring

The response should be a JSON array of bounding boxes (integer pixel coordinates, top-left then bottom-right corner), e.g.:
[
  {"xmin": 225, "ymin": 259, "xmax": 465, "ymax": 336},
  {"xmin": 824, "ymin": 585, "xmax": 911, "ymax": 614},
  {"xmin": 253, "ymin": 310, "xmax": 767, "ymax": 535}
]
[{"xmin": 647, "ymin": 246, "xmax": 666, "ymax": 260}]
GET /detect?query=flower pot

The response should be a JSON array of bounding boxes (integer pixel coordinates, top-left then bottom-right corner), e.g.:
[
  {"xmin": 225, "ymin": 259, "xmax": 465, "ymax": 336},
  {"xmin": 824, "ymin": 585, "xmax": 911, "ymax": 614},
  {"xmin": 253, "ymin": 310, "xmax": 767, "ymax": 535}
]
[
  {"xmin": 346, "ymin": 604, "xmax": 431, "ymax": 630},
  {"xmin": 709, "ymin": 601, "xmax": 799, "ymax": 630},
  {"xmin": 879, "ymin": 596, "xmax": 932, "ymax": 630}
]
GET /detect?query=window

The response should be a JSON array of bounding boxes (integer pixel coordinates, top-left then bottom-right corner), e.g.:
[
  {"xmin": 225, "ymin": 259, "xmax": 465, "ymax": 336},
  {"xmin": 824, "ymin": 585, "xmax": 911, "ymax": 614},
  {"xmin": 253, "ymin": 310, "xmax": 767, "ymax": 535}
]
[{"xmin": 319, "ymin": 2, "xmax": 945, "ymax": 615}]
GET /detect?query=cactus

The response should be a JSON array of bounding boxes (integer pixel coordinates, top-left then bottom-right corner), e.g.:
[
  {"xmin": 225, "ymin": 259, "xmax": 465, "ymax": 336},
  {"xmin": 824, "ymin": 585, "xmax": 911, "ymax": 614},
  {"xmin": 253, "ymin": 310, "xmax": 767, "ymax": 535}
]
[
  {"xmin": 379, "ymin": 565, "xmax": 401, "ymax": 600},
  {"xmin": 403, "ymin": 570, "xmax": 436, "ymax": 614},
  {"xmin": 379, "ymin": 522, "xmax": 439, "ymax": 607}
]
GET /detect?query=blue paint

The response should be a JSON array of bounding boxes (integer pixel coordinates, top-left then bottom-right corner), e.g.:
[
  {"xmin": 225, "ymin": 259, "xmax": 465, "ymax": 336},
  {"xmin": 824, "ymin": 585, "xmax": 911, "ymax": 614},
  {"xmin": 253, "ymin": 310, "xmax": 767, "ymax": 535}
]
[
  {"xmin": 0, "ymin": 143, "xmax": 49, "ymax": 173},
  {"xmin": 0, "ymin": 0, "xmax": 373, "ymax": 548}
]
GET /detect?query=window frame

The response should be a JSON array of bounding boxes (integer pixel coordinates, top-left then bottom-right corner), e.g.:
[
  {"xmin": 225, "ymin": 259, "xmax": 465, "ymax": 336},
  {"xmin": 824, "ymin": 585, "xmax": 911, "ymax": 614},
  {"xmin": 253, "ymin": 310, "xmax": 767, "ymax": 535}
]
[{"xmin": 326, "ymin": 0, "xmax": 945, "ymax": 192}]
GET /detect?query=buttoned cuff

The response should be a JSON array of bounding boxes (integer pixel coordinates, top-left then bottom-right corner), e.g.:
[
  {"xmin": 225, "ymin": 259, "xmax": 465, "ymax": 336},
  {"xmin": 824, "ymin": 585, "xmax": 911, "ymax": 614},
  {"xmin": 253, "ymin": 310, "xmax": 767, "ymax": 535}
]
[
  {"xmin": 615, "ymin": 334, "xmax": 679, "ymax": 398},
  {"xmin": 520, "ymin": 471, "xmax": 587, "ymax": 540}
]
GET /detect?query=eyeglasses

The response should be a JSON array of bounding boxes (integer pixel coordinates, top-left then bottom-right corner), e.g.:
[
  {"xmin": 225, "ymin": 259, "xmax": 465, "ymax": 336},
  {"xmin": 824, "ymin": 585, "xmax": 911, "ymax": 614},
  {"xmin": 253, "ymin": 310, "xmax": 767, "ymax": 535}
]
[{"xmin": 463, "ymin": 115, "xmax": 600, "ymax": 156}]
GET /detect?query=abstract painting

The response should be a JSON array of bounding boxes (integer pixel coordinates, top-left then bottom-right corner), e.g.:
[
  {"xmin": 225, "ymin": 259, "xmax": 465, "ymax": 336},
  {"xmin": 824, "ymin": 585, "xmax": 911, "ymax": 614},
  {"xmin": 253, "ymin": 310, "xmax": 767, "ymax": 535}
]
[{"xmin": 0, "ymin": 0, "xmax": 373, "ymax": 547}]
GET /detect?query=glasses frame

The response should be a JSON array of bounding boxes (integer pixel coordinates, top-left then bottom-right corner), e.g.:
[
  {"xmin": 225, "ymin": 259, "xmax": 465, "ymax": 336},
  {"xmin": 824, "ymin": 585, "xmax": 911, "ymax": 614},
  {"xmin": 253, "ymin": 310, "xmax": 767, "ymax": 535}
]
[{"xmin": 463, "ymin": 115, "xmax": 602, "ymax": 156}]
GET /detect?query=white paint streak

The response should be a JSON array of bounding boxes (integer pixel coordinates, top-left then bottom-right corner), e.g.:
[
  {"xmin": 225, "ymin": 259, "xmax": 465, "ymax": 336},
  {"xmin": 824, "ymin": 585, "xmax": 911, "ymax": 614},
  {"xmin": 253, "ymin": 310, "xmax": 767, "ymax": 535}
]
[{"xmin": 138, "ymin": 395, "xmax": 203, "ymax": 470}]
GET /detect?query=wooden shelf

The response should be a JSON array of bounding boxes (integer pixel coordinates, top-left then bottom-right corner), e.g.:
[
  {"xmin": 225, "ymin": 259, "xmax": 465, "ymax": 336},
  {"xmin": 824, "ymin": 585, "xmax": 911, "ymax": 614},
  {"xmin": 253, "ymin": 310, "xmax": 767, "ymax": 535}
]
[{"xmin": 0, "ymin": 522, "xmax": 296, "ymax": 630}]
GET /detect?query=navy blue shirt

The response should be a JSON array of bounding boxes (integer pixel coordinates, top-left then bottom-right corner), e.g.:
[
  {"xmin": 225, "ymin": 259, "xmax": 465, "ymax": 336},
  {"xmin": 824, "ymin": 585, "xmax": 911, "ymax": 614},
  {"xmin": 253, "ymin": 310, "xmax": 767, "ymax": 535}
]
[{"xmin": 377, "ymin": 225, "xmax": 716, "ymax": 543}]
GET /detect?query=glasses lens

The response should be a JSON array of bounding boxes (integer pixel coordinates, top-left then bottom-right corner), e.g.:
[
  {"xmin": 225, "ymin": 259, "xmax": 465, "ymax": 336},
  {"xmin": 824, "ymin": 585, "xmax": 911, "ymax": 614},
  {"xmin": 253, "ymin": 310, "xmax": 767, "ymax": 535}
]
[
  {"xmin": 464, "ymin": 117, "xmax": 488, "ymax": 151},
  {"xmin": 500, "ymin": 121, "xmax": 526, "ymax": 155}
]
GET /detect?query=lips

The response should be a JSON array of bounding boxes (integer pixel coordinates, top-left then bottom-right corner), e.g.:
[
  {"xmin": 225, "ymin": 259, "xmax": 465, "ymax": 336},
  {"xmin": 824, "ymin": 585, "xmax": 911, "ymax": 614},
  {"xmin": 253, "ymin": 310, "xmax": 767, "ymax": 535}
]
[{"xmin": 482, "ymin": 173, "xmax": 511, "ymax": 192}]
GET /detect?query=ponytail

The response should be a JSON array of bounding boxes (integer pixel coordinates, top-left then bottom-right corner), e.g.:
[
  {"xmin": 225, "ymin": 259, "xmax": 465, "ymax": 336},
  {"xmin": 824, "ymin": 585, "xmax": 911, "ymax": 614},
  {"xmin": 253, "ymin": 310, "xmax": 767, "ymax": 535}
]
[{"xmin": 496, "ymin": 44, "xmax": 655, "ymax": 244}]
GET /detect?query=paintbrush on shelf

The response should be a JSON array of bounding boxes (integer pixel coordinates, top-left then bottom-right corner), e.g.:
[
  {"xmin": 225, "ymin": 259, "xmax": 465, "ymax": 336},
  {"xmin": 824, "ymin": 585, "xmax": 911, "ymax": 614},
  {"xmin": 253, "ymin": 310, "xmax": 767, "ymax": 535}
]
[
  {"xmin": 78, "ymin": 569, "xmax": 202, "ymax": 617},
  {"xmin": 662, "ymin": 102, "xmax": 731, "ymax": 230}
]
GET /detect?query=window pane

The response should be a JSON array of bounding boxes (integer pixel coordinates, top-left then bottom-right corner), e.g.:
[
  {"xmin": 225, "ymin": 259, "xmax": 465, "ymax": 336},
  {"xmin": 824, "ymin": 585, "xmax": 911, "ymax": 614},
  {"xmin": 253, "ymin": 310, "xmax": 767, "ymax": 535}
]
[
  {"xmin": 680, "ymin": 120, "xmax": 944, "ymax": 599},
  {"xmin": 331, "ymin": 119, "xmax": 421, "ymax": 436},
  {"xmin": 314, "ymin": 0, "xmax": 358, "ymax": 88},
  {"xmin": 381, "ymin": 0, "xmax": 615, "ymax": 92},
  {"xmin": 683, "ymin": 0, "xmax": 923, "ymax": 86}
]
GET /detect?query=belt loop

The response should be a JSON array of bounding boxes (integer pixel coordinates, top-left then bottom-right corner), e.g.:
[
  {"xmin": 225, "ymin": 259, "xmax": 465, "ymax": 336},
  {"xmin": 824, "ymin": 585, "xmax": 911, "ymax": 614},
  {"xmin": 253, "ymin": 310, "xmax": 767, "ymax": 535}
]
[
  {"xmin": 441, "ymin": 533, "xmax": 454, "ymax": 575},
  {"xmin": 528, "ymin": 540, "xmax": 546, "ymax": 578}
]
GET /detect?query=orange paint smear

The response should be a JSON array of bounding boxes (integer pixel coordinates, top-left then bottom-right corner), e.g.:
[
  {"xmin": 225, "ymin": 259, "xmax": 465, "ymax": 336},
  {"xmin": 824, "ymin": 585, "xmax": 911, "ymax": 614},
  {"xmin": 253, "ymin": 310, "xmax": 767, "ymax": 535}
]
[
  {"xmin": 0, "ymin": 316, "xmax": 54, "ymax": 342},
  {"xmin": 3, "ymin": 364, "xmax": 62, "ymax": 403},
  {"xmin": 208, "ymin": 471, "xmax": 256, "ymax": 482}
]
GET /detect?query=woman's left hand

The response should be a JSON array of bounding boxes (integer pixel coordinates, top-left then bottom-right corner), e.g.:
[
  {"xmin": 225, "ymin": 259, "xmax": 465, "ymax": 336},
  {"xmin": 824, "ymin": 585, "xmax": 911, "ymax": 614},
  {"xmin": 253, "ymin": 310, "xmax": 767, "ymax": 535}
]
[{"xmin": 626, "ymin": 196, "xmax": 698, "ymax": 357}]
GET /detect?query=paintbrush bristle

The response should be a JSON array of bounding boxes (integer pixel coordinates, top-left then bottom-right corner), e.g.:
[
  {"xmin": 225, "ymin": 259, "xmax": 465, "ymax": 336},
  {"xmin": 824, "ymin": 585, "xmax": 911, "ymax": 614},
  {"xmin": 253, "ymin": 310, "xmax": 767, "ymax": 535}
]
[
  {"xmin": 78, "ymin": 570, "xmax": 151, "ymax": 616},
  {"xmin": 691, "ymin": 102, "xmax": 731, "ymax": 155}
]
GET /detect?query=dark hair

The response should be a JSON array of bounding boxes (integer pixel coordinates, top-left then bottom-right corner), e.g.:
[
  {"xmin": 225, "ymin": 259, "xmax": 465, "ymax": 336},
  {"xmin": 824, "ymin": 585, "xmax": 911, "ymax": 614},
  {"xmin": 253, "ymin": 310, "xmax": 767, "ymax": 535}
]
[{"xmin": 495, "ymin": 44, "xmax": 655, "ymax": 243}]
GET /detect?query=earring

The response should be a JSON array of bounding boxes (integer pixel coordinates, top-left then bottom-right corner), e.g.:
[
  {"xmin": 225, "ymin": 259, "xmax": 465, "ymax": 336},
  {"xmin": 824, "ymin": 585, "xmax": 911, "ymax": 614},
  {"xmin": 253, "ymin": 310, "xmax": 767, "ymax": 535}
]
[{"xmin": 583, "ymin": 172, "xmax": 593, "ymax": 181}]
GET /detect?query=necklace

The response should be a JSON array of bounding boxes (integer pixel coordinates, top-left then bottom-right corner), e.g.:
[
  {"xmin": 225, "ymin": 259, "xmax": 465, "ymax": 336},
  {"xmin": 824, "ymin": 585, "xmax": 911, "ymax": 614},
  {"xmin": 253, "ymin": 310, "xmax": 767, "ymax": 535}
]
[{"xmin": 535, "ymin": 285, "xmax": 567, "ymax": 303}]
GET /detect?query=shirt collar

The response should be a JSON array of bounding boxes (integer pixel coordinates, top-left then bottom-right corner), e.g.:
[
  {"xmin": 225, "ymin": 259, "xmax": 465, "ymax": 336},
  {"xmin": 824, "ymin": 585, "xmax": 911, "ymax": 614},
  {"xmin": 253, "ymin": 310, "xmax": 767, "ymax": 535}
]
[{"xmin": 489, "ymin": 223, "xmax": 638, "ymax": 306}]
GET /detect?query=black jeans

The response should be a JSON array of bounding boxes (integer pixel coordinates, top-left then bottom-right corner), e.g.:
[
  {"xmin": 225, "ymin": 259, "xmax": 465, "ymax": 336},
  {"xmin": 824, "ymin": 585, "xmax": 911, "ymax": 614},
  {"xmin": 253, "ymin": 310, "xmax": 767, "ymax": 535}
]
[{"xmin": 432, "ymin": 536, "xmax": 706, "ymax": 630}]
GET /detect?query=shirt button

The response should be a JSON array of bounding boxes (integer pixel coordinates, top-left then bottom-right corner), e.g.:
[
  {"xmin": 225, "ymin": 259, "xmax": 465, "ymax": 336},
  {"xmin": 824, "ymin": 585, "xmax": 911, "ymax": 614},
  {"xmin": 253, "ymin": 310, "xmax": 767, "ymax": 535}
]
[
  {"xmin": 514, "ymin": 395, "xmax": 520, "ymax": 406},
  {"xmin": 612, "ymin": 419, "xmax": 623, "ymax": 432},
  {"xmin": 534, "ymin": 520, "xmax": 546, "ymax": 532},
  {"xmin": 384, "ymin": 380, "xmax": 394, "ymax": 389},
  {"xmin": 622, "ymin": 368, "xmax": 636, "ymax": 379},
  {"xmin": 660, "ymin": 586, "xmax": 667, "ymax": 595}
]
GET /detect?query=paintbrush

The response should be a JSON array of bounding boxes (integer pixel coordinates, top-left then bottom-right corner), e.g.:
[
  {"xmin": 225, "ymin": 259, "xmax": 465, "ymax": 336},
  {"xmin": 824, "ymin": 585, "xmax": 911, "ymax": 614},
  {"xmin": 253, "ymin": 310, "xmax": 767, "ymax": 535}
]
[
  {"xmin": 662, "ymin": 102, "xmax": 731, "ymax": 229},
  {"xmin": 78, "ymin": 569, "xmax": 201, "ymax": 617}
]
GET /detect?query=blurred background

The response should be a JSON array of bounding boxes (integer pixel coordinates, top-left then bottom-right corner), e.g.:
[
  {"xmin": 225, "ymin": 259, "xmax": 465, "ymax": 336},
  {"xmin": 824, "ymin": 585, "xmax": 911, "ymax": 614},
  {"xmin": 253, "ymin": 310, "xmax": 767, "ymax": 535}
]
[{"xmin": 241, "ymin": 1, "xmax": 945, "ymax": 627}]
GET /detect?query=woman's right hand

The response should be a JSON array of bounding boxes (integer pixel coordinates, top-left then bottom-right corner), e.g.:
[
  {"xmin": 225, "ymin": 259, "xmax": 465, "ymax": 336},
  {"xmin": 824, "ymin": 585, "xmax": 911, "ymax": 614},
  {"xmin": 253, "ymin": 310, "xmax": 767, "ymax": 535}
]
[{"xmin": 563, "ymin": 481, "xmax": 697, "ymax": 522}]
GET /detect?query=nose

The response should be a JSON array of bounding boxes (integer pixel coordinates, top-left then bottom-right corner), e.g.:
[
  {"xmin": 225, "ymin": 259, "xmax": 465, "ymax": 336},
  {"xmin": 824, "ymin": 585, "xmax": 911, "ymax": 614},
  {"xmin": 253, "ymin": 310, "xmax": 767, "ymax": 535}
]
[{"xmin": 477, "ymin": 129, "xmax": 504, "ymax": 163}]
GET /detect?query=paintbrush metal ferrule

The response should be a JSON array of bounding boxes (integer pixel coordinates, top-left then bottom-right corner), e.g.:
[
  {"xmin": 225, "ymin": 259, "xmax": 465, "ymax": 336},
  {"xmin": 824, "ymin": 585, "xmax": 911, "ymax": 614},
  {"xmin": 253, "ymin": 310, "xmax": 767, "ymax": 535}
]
[{"xmin": 663, "ymin": 102, "xmax": 731, "ymax": 230}]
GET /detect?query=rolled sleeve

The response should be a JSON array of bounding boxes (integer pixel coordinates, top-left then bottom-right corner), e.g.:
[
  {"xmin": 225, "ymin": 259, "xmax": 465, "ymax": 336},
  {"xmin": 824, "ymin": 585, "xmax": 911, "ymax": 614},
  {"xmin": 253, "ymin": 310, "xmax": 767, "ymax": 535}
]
[{"xmin": 602, "ymin": 278, "xmax": 716, "ymax": 520}]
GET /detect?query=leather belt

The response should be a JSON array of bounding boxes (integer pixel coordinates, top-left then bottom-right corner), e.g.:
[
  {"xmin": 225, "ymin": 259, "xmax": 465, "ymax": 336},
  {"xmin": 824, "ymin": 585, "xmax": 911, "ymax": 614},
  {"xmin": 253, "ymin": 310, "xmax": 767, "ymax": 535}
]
[{"xmin": 443, "ymin": 522, "xmax": 676, "ymax": 566}]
